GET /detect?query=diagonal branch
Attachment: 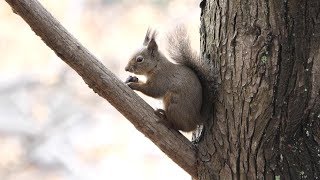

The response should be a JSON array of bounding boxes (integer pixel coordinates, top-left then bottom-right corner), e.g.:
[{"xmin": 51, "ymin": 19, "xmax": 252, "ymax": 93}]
[{"xmin": 5, "ymin": 0, "xmax": 197, "ymax": 177}]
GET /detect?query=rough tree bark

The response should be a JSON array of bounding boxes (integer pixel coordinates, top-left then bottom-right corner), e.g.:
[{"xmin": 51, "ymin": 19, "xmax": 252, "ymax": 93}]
[
  {"xmin": 5, "ymin": 0, "xmax": 320, "ymax": 179},
  {"xmin": 197, "ymin": 0, "xmax": 320, "ymax": 179}
]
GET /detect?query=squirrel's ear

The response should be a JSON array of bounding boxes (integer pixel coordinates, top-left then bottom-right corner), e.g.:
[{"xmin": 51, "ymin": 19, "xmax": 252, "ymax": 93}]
[
  {"xmin": 143, "ymin": 28, "xmax": 152, "ymax": 46},
  {"xmin": 147, "ymin": 38, "xmax": 158, "ymax": 55},
  {"xmin": 147, "ymin": 31, "xmax": 158, "ymax": 55}
]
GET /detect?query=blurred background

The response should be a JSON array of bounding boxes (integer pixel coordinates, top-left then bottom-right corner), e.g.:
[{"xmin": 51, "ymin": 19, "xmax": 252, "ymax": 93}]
[{"xmin": 0, "ymin": 0, "xmax": 200, "ymax": 179}]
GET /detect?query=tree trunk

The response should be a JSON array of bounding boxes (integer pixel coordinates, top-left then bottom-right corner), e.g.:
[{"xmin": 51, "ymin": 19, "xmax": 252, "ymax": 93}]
[
  {"xmin": 5, "ymin": 0, "xmax": 320, "ymax": 179},
  {"xmin": 196, "ymin": 0, "xmax": 320, "ymax": 179}
]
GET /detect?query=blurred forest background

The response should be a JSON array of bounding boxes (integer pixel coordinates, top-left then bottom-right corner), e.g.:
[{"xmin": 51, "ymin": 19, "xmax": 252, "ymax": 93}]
[{"xmin": 0, "ymin": 0, "xmax": 200, "ymax": 179}]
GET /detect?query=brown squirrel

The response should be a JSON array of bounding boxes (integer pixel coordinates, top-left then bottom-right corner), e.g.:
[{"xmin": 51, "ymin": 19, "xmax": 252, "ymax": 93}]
[{"xmin": 125, "ymin": 26, "xmax": 211, "ymax": 132}]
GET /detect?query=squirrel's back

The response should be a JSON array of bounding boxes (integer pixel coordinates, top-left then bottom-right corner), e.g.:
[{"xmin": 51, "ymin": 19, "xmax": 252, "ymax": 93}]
[
  {"xmin": 167, "ymin": 25, "xmax": 214, "ymax": 125},
  {"xmin": 162, "ymin": 63, "xmax": 202, "ymax": 131}
]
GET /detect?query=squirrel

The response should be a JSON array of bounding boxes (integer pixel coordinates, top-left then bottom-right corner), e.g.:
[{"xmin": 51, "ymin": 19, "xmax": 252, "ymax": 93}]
[{"xmin": 125, "ymin": 26, "xmax": 212, "ymax": 132}]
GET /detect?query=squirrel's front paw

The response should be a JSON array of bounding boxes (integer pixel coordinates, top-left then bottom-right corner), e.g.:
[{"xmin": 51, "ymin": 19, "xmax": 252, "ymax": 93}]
[
  {"xmin": 125, "ymin": 76, "xmax": 139, "ymax": 90},
  {"xmin": 125, "ymin": 75, "xmax": 139, "ymax": 83},
  {"xmin": 126, "ymin": 82, "xmax": 139, "ymax": 90}
]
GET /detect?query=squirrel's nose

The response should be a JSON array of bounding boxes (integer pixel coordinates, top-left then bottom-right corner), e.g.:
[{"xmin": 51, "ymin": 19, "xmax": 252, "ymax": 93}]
[{"xmin": 125, "ymin": 66, "xmax": 129, "ymax": 71}]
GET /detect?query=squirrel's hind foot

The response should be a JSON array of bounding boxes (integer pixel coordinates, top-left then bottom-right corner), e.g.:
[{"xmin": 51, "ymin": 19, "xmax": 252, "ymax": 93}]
[
  {"xmin": 154, "ymin": 109, "xmax": 173, "ymax": 129},
  {"xmin": 154, "ymin": 109, "xmax": 166, "ymax": 118}
]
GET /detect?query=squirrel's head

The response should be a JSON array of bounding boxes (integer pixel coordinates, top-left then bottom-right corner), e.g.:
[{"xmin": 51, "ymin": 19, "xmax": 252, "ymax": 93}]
[{"xmin": 125, "ymin": 29, "xmax": 159, "ymax": 75}]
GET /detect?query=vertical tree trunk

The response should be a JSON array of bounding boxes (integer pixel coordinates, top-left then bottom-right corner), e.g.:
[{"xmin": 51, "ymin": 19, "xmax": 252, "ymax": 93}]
[
  {"xmin": 5, "ymin": 0, "xmax": 320, "ymax": 179},
  {"xmin": 197, "ymin": 0, "xmax": 320, "ymax": 179}
]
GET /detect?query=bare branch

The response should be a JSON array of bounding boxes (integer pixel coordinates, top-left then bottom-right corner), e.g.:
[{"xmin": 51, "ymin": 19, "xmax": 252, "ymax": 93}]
[{"xmin": 5, "ymin": 0, "xmax": 197, "ymax": 177}]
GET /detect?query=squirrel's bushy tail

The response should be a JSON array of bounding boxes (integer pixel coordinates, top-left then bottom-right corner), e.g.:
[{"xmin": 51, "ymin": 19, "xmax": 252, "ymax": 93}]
[
  {"xmin": 166, "ymin": 25, "xmax": 215, "ymax": 122},
  {"xmin": 166, "ymin": 26, "xmax": 206, "ymax": 78}
]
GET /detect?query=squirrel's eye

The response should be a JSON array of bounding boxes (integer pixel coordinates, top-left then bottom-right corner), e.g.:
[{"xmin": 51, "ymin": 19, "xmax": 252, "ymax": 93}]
[{"xmin": 136, "ymin": 56, "xmax": 144, "ymax": 62}]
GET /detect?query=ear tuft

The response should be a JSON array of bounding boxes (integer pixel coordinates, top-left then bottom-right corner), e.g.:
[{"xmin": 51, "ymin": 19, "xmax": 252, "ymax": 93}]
[
  {"xmin": 146, "ymin": 30, "xmax": 158, "ymax": 55},
  {"xmin": 142, "ymin": 27, "xmax": 158, "ymax": 56},
  {"xmin": 143, "ymin": 28, "xmax": 152, "ymax": 46}
]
